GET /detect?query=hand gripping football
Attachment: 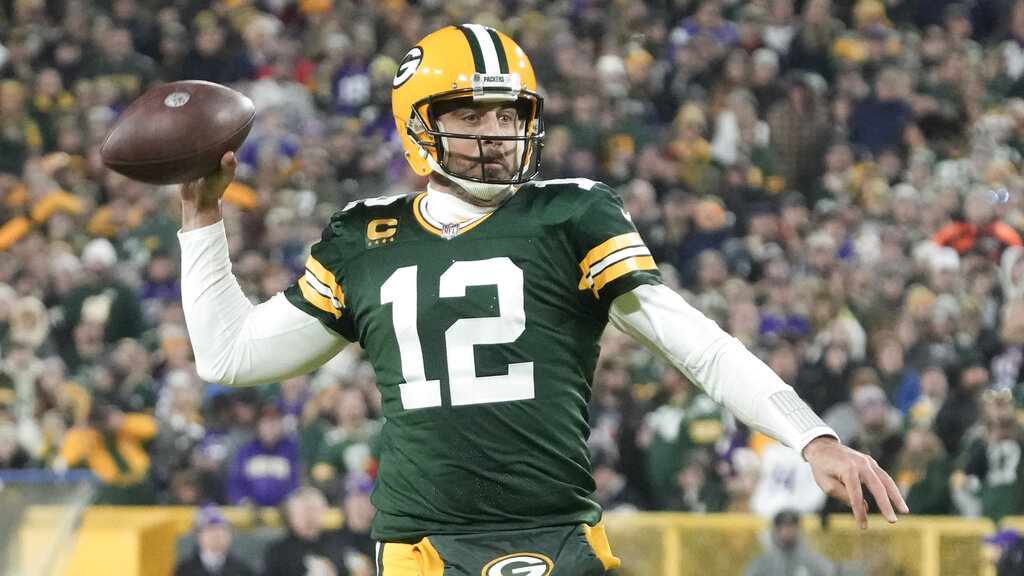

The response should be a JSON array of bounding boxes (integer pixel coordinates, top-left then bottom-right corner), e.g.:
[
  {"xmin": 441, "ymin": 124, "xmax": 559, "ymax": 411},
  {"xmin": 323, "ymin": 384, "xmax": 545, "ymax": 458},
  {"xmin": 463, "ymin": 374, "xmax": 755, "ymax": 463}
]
[{"xmin": 100, "ymin": 80, "xmax": 256, "ymax": 185}]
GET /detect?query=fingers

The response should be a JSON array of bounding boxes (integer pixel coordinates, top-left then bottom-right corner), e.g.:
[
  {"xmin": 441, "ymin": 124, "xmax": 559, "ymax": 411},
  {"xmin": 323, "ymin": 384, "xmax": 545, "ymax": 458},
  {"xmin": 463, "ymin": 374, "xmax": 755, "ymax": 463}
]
[
  {"xmin": 181, "ymin": 152, "xmax": 236, "ymax": 203},
  {"xmin": 864, "ymin": 459, "xmax": 913, "ymax": 518},
  {"xmin": 833, "ymin": 455, "xmax": 909, "ymax": 529},
  {"xmin": 200, "ymin": 151, "xmax": 237, "ymax": 197},
  {"xmin": 840, "ymin": 466, "xmax": 868, "ymax": 530}
]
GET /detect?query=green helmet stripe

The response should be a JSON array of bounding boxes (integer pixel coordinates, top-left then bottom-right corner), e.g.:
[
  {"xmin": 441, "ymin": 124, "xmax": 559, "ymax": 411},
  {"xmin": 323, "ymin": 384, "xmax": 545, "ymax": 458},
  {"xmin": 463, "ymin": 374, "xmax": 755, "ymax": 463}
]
[
  {"xmin": 485, "ymin": 27, "xmax": 510, "ymax": 74},
  {"xmin": 457, "ymin": 25, "xmax": 488, "ymax": 74},
  {"xmin": 458, "ymin": 24, "xmax": 508, "ymax": 74}
]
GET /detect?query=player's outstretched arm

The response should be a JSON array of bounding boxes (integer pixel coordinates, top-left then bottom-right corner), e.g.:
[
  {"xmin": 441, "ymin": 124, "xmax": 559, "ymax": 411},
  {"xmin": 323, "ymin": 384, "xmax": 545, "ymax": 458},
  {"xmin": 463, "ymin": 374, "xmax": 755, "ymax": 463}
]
[
  {"xmin": 802, "ymin": 436, "xmax": 909, "ymax": 529},
  {"xmin": 609, "ymin": 284, "xmax": 908, "ymax": 527},
  {"xmin": 177, "ymin": 151, "xmax": 349, "ymax": 386}
]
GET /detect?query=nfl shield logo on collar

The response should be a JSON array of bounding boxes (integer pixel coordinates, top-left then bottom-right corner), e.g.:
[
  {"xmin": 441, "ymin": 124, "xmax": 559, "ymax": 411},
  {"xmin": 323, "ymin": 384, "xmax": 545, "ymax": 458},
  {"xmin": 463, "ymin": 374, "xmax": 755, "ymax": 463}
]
[{"xmin": 440, "ymin": 222, "xmax": 460, "ymax": 239}]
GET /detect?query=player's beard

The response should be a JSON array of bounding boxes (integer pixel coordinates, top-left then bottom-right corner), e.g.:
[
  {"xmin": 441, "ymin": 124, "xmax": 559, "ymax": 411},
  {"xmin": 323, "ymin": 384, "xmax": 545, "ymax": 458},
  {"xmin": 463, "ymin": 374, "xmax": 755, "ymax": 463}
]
[
  {"xmin": 428, "ymin": 163, "xmax": 514, "ymax": 205},
  {"xmin": 447, "ymin": 146, "xmax": 517, "ymax": 182},
  {"xmin": 430, "ymin": 141, "xmax": 518, "ymax": 203}
]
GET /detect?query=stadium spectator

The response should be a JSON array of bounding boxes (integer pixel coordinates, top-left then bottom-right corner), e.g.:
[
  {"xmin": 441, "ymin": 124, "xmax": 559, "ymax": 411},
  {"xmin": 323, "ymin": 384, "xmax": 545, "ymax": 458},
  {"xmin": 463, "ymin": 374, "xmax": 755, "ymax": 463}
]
[
  {"xmin": 0, "ymin": 421, "xmax": 30, "ymax": 469},
  {"xmin": 748, "ymin": 433, "xmax": 829, "ymax": 519},
  {"xmin": 983, "ymin": 529, "xmax": 1024, "ymax": 576},
  {"xmin": 80, "ymin": 26, "xmax": 154, "ymax": 99},
  {"xmin": 0, "ymin": 79, "xmax": 43, "ymax": 175},
  {"xmin": 262, "ymin": 486, "xmax": 348, "ymax": 576},
  {"xmin": 785, "ymin": 0, "xmax": 843, "ymax": 81},
  {"xmin": 934, "ymin": 361, "xmax": 991, "ymax": 455},
  {"xmin": 957, "ymin": 389, "xmax": 1024, "ymax": 521},
  {"xmin": 893, "ymin": 426, "xmax": 954, "ymax": 515},
  {"xmin": 333, "ymin": 473, "xmax": 377, "ymax": 576},
  {"xmin": 640, "ymin": 366, "xmax": 723, "ymax": 510},
  {"xmin": 744, "ymin": 509, "xmax": 836, "ymax": 576},
  {"xmin": 151, "ymin": 369, "xmax": 205, "ymax": 493},
  {"xmin": 55, "ymin": 401, "xmax": 158, "ymax": 504},
  {"xmin": 174, "ymin": 503, "xmax": 255, "ymax": 576},
  {"xmin": 226, "ymin": 402, "xmax": 299, "ymax": 508},
  {"xmin": 178, "ymin": 17, "xmax": 254, "ymax": 85},
  {"xmin": 193, "ymin": 392, "xmax": 250, "ymax": 505},
  {"xmin": 309, "ymin": 386, "xmax": 379, "ymax": 504},
  {"xmin": 767, "ymin": 72, "xmax": 830, "ymax": 193},
  {"xmin": 847, "ymin": 67, "xmax": 915, "ymax": 159},
  {"xmin": 55, "ymin": 237, "xmax": 143, "ymax": 360},
  {"xmin": 932, "ymin": 186, "xmax": 1024, "ymax": 263},
  {"xmin": 844, "ymin": 384, "xmax": 905, "ymax": 474}
]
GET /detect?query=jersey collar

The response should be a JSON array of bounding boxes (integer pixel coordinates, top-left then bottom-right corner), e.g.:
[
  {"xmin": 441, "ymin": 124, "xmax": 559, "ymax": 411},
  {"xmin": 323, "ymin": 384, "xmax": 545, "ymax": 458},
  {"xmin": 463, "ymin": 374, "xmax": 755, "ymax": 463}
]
[{"xmin": 412, "ymin": 190, "xmax": 501, "ymax": 238}]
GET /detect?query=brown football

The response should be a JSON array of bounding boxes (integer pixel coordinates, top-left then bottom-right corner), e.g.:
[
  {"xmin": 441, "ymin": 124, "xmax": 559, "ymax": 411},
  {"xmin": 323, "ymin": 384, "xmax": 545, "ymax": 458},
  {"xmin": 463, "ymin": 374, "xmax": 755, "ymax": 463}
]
[{"xmin": 100, "ymin": 80, "xmax": 256, "ymax": 185}]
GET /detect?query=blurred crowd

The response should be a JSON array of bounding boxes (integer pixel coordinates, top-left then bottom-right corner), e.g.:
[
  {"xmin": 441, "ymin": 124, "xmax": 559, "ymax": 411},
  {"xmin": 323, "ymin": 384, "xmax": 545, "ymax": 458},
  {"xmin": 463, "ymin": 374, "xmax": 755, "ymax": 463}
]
[{"xmin": 3, "ymin": 0, "xmax": 1024, "ymax": 528}]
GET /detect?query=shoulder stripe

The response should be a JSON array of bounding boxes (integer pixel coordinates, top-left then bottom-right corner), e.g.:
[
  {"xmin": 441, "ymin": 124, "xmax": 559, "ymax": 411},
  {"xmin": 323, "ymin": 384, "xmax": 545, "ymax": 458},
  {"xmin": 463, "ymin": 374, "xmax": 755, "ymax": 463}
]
[
  {"xmin": 587, "ymin": 246, "xmax": 651, "ymax": 281},
  {"xmin": 299, "ymin": 277, "xmax": 342, "ymax": 319},
  {"xmin": 579, "ymin": 233, "xmax": 644, "ymax": 274},
  {"xmin": 578, "ymin": 233, "xmax": 656, "ymax": 297},
  {"xmin": 299, "ymin": 255, "xmax": 345, "ymax": 318},
  {"xmin": 587, "ymin": 257, "xmax": 657, "ymax": 296}
]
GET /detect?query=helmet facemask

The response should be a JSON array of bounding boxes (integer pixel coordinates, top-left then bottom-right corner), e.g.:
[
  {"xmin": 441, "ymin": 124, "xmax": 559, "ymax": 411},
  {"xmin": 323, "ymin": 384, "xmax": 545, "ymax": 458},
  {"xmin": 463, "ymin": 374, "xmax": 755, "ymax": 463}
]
[{"xmin": 407, "ymin": 79, "xmax": 545, "ymax": 189}]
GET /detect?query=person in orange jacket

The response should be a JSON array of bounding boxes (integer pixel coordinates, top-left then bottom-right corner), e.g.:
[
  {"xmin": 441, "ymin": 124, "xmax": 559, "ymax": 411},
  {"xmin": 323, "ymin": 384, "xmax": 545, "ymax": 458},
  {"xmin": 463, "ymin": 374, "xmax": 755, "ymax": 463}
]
[
  {"xmin": 932, "ymin": 187, "xmax": 1023, "ymax": 263},
  {"xmin": 55, "ymin": 401, "xmax": 158, "ymax": 504}
]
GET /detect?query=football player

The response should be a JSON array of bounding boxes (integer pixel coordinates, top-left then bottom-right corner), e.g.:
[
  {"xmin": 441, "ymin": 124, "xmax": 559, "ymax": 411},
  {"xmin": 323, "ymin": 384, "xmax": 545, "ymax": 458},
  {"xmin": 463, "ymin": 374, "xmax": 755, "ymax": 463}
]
[{"xmin": 177, "ymin": 24, "xmax": 908, "ymax": 576}]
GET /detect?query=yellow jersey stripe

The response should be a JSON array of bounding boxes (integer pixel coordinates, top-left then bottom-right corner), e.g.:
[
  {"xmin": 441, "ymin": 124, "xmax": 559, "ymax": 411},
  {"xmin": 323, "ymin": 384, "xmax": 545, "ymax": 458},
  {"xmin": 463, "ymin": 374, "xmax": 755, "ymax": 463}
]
[
  {"xmin": 588, "ymin": 255, "xmax": 657, "ymax": 296},
  {"xmin": 299, "ymin": 276, "xmax": 342, "ymax": 319},
  {"xmin": 304, "ymin": 255, "xmax": 345, "ymax": 308},
  {"xmin": 411, "ymin": 192, "xmax": 430, "ymax": 231},
  {"xmin": 578, "ymin": 233, "xmax": 644, "ymax": 277}
]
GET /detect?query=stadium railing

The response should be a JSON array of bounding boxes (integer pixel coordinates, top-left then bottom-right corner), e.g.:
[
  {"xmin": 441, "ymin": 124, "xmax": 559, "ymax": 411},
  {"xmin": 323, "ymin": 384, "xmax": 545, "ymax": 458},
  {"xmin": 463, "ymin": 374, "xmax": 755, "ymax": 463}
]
[
  {"xmin": 0, "ymin": 469, "xmax": 97, "ymax": 576},
  {"xmin": 4, "ymin": 502, "xmax": 1005, "ymax": 576}
]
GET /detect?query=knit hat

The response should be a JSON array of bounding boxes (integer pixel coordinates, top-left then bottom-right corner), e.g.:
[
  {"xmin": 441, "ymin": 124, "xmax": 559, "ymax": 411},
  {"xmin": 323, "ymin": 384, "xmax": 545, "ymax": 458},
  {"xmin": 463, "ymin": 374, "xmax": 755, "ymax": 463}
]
[{"xmin": 194, "ymin": 503, "xmax": 230, "ymax": 531}]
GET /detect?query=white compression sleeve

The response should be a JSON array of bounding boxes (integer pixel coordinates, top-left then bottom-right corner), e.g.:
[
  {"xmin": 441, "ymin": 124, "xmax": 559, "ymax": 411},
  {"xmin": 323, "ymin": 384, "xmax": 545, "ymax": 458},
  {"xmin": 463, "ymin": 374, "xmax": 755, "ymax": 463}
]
[
  {"xmin": 609, "ymin": 284, "xmax": 837, "ymax": 454},
  {"xmin": 178, "ymin": 221, "xmax": 348, "ymax": 386}
]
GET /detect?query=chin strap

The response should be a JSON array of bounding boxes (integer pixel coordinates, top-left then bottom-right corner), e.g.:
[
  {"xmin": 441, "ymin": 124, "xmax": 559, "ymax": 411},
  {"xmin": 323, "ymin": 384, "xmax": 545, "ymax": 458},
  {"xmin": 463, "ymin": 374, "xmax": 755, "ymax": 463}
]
[{"xmin": 425, "ymin": 155, "xmax": 512, "ymax": 201}]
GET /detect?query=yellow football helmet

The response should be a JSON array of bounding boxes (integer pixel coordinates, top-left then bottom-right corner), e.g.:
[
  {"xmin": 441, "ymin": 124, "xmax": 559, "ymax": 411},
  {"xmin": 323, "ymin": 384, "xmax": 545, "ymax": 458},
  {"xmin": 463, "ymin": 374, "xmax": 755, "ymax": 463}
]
[{"xmin": 391, "ymin": 24, "xmax": 544, "ymax": 185}]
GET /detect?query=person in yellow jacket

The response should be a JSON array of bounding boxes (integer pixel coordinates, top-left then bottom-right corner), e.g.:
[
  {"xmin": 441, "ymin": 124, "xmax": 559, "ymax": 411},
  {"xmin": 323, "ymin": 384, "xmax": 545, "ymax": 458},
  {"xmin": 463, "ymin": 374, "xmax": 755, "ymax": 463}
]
[{"xmin": 55, "ymin": 402, "xmax": 159, "ymax": 504}]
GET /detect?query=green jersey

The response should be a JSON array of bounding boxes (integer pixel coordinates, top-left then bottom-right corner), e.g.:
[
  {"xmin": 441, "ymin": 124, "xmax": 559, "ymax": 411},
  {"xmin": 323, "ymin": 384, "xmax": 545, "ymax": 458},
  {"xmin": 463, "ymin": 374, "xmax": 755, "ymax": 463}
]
[{"xmin": 284, "ymin": 179, "xmax": 661, "ymax": 541}]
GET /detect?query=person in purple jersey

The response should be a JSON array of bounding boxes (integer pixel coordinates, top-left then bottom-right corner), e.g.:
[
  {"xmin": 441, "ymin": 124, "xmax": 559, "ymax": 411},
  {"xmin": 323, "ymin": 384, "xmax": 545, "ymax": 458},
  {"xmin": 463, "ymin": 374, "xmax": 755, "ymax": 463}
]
[{"xmin": 226, "ymin": 402, "xmax": 299, "ymax": 507}]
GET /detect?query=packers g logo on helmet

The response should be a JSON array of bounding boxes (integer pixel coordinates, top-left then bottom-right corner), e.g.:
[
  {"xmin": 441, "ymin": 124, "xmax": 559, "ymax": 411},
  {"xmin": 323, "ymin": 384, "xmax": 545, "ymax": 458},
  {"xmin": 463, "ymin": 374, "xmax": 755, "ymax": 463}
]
[
  {"xmin": 393, "ymin": 47, "xmax": 422, "ymax": 88},
  {"xmin": 481, "ymin": 553, "xmax": 553, "ymax": 576},
  {"xmin": 391, "ymin": 24, "xmax": 545, "ymax": 185}
]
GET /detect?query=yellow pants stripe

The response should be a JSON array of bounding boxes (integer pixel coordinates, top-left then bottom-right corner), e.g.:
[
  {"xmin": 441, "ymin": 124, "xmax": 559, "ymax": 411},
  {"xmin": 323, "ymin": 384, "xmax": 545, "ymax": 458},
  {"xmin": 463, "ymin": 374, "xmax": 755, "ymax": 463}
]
[
  {"xmin": 380, "ymin": 538, "xmax": 445, "ymax": 576},
  {"xmin": 584, "ymin": 524, "xmax": 621, "ymax": 570}
]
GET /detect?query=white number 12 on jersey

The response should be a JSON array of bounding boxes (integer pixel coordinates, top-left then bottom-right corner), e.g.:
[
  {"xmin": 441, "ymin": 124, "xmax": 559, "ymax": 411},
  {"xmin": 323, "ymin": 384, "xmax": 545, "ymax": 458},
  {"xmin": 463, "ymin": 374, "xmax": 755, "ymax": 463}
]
[{"xmin": 380, "ymin": 257, "xmax": 535, "ymax": 409}]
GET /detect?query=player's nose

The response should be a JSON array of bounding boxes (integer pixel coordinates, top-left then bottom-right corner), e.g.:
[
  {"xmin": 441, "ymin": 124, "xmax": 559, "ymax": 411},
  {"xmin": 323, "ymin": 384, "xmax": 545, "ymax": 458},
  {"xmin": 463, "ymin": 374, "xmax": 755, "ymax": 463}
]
[{"xmin": 479, "ymin": 113, "xmax": 509, "ymax": 143}]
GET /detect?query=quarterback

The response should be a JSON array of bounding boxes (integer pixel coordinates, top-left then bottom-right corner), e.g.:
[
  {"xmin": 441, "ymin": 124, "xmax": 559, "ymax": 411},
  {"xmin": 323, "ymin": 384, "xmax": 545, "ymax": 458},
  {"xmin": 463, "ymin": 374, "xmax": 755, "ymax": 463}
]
[{"xmin": 178, "ymin": 24, "xmax": 907, "ymax": 576}]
